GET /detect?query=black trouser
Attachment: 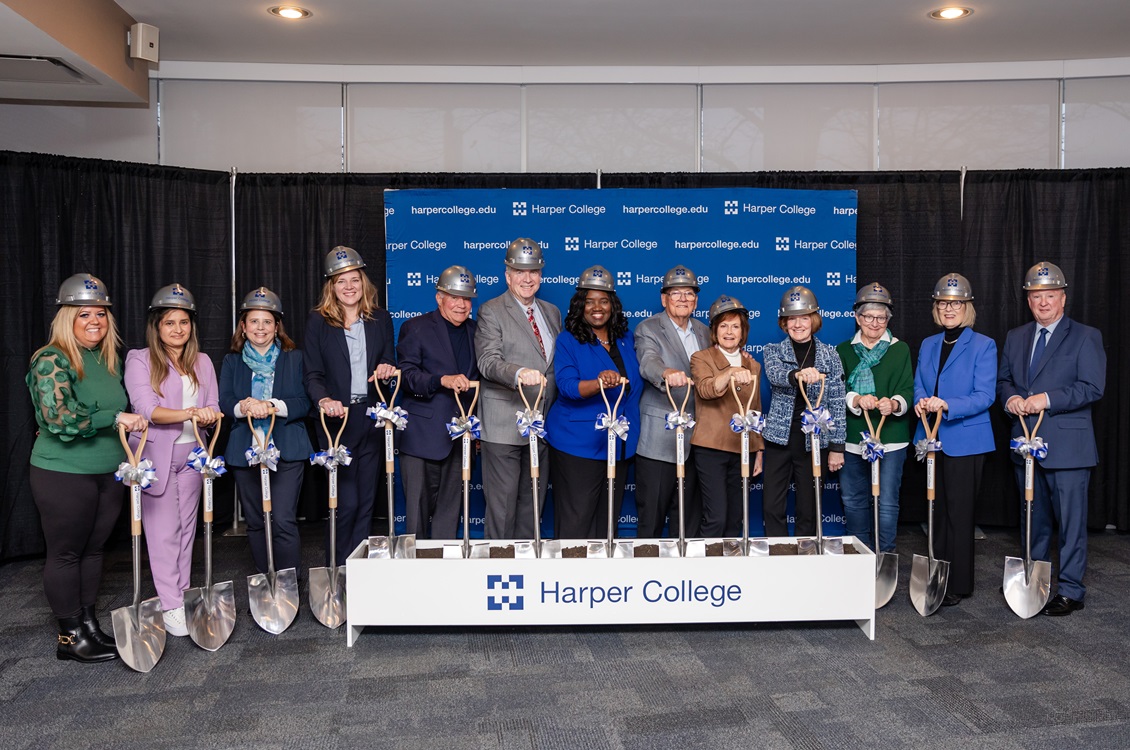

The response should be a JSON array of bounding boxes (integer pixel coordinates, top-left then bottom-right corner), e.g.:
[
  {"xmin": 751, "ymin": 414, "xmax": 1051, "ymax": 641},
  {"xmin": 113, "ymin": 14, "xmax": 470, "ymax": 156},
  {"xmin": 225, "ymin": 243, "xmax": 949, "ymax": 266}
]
[
  {"xmin": 549, "ymin": 447, "xmax": 631, "ymax": 539},
  {"xmin": 232, "ymin": 460, "xmax": 304, "ymax": 575},
  {"xmin": 30, "ymin": 466, "xmax": 123, "ymax": 619},
  {"xmin": 634, "ymin": 453, "xmax": 702, "ymax": 538},
  {"xmin": 761, "ymin": 427, "xmax": 825, "ymax": 537},
  {"xmin": 316, "ymin": 402, "xmax": 382, "ymax": 565},
  {"xmin": 400, "ymin": 450, "xmax": 463, "ymax": 540},
  {"xmin": 695, "ymin": 447, "xmax": 744, "ymax": 538},
  {"xmin": 934, "ymin": 452, "xmax": 985, "ymax": 596}
]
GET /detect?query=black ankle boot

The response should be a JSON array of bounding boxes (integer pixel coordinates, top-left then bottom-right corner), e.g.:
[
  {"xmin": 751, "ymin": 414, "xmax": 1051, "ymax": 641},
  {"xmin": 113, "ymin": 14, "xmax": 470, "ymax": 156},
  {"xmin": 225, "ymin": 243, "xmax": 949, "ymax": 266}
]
[
  {"xmin": 80, "ymin": 605, "xmax": 116, "ymax": 648},
  {"xmin": 56, "ymin": 616, "xmax": 117, "ymax": 663}
]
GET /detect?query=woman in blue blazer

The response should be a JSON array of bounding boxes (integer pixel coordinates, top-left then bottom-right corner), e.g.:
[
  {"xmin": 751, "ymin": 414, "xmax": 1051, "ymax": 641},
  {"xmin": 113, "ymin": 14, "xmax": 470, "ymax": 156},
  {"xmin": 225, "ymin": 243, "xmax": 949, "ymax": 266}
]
[
  {"xmin": 546, "ymin": 267, "xmax": 643, "ymax": 539},
  {"xmin": 219, "ymin": 288, "xmax": 312, "ymax": 576},
  {"xmin": 913, "ymin": 273, "xmax": 997, "ymax": 606}
]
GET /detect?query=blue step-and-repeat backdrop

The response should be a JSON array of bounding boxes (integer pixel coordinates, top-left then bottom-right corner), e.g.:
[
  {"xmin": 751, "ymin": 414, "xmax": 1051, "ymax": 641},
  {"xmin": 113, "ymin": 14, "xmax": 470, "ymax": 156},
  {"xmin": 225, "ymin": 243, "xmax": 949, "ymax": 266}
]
[{"xmin": 383, "ymin": 187, "xmax": 858, "ymax": 538}]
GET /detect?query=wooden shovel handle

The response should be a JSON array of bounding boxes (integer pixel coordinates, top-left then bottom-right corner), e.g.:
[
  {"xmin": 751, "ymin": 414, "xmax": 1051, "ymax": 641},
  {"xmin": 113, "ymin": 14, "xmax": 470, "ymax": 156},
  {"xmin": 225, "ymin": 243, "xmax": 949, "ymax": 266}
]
[
  {"xmin": 665, "ymin": 377, "xmax": 694, "ymax": 416},
  {"xmin": 862, "ymin": 410, "xmax": 887, "ymax": 444},
  {"xmin": 797, "ymin": 372, "xmax": 827, "ymax": 411},
  {"xmin": 191, "ymin": 416, "xmax": 222, "ymax": 458},
  {"xmin": 118, "ymin": 423, "xmax": 149, "ymax": 466},
  {"xmin": 599, "ymin": 377, "xmax": 628, "ymax": 420},
  {"xmin": 1020, "ymin": 409, "xmax": 1046, "ymax": 442},
  {"xmin": 729, "ymin": 375, "xmax": 758, "ymax": 414},
  {"xmin": 453, "ymin": 381, "xmax": 481, "ymax": 420},
  {"xmin": 246, "ymin": 409, "xmax": 277, "ymax": 451},
  {"xmin": 518, "ymin": 374, "xmax": 546, "ymax": 414},
  {"xmin": 319, "ymin": 405, "xmax": 349, "ymax": 449},
  {"xmin": 373, "ymin": 368, "xmax": 403, "ymax": 409}
]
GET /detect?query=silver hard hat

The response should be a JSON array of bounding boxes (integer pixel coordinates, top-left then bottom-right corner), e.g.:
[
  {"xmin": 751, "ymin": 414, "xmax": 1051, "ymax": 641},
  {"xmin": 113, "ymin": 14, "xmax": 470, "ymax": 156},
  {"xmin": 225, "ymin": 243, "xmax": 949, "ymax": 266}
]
[
  {"xmin": 323, "ymin": 245, "xmax": 366, "ymax": 277},
  {"xmin": 932, "ymin": 273, "xmax": 974, "ymax": 302},
  {"xmin": 504, "ymin": 238, "xmax": 545, "ymax": 270},
  {"xmin": 778, "ymin": 286, "xmax": 820, "ymax": 317},
  {"xmin": 708, "ymin": 294, "xmax": 746, "ymax": 322},
  {"xmin": 56, "ymin": 273, "xmax": 111, "ymax": 307},
  {"xmin": 1023, "ymin": 261, "xmax": 1068, "ymax": 291},
  {"xmin": 854, "ymin": 282, "xmax": 893, "ymax": 309},
  {"xmin": 149, "ymin": 283, "xmax": 196, "ymax": 312},
  {"xmin": 662, "ymin": 265, "xmax": 700, "ymax": 292},
  {"xmin": 577, "ymin": 265, "xmax": 615, "ymax": 293},
  {"xmin": 240, "ymin": 286, "xmax": 283, "ymax": 315},
  {"xmin": 436, "ymin": 265, "xmax": 477, "ymax": 298}
]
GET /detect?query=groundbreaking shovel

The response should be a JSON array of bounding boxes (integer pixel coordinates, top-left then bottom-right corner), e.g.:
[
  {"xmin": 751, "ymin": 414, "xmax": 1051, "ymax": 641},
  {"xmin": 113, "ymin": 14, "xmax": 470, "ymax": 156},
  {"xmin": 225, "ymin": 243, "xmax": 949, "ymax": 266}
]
[
  {"xmin": 517, "ymin": 376, "xmax": 550, "ymax": 558},
  {"xmin": 862, "ymin": 411, "xmax": 898, "ymax": 608},
  {"xmin": 797, "ymin": 374, "xmax": 842, "ymax": 555},
  {"xmin": 183, "ymin": 418, "xmax": 236, "ymax": 651},
  {"xmin": 309, "ymin": 408, "xmax": 350, "ymax": 628},
  {"xmin": 598, "ymin": 378, "xmax": 631, "ymax": 558},
  {"xmin": 1004, "ymin": 410, "xmax": 1052, "ymax": 619},
  {"xmin": 112, "ymin": 425, "xmax": 166, "ymax": 672},
  {"xmin": 730, "ymin": 377, "xmax": 767, "ymax": 556},
  {"xmin": 910, "ymin": 411, "xmax": 950, "ymax": 616},
  {"xmin": 451, "ymin": 382, "xmax": 482, "ymax": 558},
  {"xmin": 665, "ymin": 378, "xmax": 697, "ymax": 557},
  {"xmin": 368, "ymin": 370, "xmax": 413, "ymax": 559},
  {"xmin": 246, "ymin": 412, "xmax": 299, "ymax": 634}
]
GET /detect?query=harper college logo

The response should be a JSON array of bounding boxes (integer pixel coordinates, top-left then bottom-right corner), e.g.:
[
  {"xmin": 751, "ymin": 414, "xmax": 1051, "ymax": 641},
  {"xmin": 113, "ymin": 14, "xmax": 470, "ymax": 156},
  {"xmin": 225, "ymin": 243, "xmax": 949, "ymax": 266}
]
[
  {"xmin": 1038, "ymin": 266, "xmax": 1050, "ymax": 278},
  {"xmin": 776, "ymin": 236, "xmax": 790, "ymax": 252},
  {"xmin": 459, "ymin": 272, "xmax": 471, "ymax": 284},
  {"xmin": 513, "ymin": 201, "xmax": 527, "ymax": 216},
  {"xmin": 487, "ymin": 574, "xmax": 524, "ymax": 611},
  {"xmin": 84, "ymin": 278, "xmax": 98, "ymax": 290}
]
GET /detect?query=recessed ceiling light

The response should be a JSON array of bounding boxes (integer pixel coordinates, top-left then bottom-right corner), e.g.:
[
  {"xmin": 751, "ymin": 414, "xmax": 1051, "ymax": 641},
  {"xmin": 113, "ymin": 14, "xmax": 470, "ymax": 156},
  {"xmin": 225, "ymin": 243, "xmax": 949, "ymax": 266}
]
[
  {"xmin": 929, "ymin": 7, "xmax": 973, "ymax": 20},
  {"xmin": 269, "ymin": 6, "xmax": 312, "ymax": 20}
]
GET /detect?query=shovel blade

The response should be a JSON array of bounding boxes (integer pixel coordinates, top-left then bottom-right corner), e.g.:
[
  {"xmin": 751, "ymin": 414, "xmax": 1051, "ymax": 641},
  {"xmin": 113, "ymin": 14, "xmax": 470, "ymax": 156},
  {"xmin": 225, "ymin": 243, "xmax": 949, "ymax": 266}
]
[
  {"xmin": 183, "ymin": 580, "xmax": 237, "ymax": 651},
  {"xmin": 111, "ymin": 597, "xmax": 166, "ymax": 673},
  {"xmin": 248, "ymin": 568, "xmax": 299, "ymax": 634},
  {"xmin": 308, "ymin": 565, "xmax": 347, "ymax": 629},
  {"xmin": 909, "ymin": 553, "xmax": 950, "ymax": 616},
  {"xmin": 1003, "ymin": 556, "xmax": 1052, "ymax": 619},
  {"xmin": 875, "ymin": 552, "xmax": 899, "ymax": 609}
]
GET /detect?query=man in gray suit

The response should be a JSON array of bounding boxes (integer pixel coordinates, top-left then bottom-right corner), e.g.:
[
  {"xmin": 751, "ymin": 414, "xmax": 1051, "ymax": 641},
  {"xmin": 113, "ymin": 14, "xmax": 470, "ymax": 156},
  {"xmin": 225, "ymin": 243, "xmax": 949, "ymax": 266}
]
[
  {"xmin": 475, "ymin": 238, "xmax": 562, "ymax": 539},
  {"xmin": 634, "ymin": 265, "xmax": 711, "ymax": 538}
]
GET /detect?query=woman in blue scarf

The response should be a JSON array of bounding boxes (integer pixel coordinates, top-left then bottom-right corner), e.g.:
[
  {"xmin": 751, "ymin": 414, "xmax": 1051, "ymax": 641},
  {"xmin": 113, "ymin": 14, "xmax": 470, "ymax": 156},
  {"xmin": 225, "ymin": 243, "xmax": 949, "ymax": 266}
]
[{"xmin": 219, "ymin": 288, "xmax": 312, "ymax": 576}]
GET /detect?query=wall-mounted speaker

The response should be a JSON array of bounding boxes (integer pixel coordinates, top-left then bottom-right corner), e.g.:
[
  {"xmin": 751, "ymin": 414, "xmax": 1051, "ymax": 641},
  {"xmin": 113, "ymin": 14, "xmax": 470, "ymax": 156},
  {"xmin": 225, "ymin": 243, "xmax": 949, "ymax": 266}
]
[{"xmin": 129, "ymin": 23, "xmax": 159, "ymax": 64}]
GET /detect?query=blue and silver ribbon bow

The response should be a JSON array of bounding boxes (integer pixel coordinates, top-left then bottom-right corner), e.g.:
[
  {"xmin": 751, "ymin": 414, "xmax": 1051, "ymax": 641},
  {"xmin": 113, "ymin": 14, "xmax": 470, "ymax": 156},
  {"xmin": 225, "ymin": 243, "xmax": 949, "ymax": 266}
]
[
  {"xmin": 729, "ymin": 411, "xmax": 766, "ymax": 434},
  {"xmin": 447, "ymin": 414, "xmax": 482, "ymax": 440},
  {"xmin": 914, "ymin": 437, "xmax": 943, "ymax": 462},
  {"xmin": 246, "ymin": 440, "xmax": 280, "ymax": 471},
  {"xmin": 800, "ymin": 406, "xmax": 834, "ymax": 436},
  {"xmin": 187, "ymin": 447, "xmax": 227, "ymax": 479},
  {"xmin": 596, "ymin": 413, "xmax": 630, "ymax": 441},
  {"xmin": 515, "ymin": 408, "xmax": 546, "ymax": 439},
  {"xmin": 309, "ymin": 445, "xmax": 353, "ymax": 470},
  {"xmin": 860, "ymin": 431, "xmax": 886, "ymax": 462},
  {"xmin": 115, "ymin": 458, "xmax": 157, "ymax": 489},
  {"xmin": 664, "ymin": 411, "xmax": 696, "ymax": 431},
  {"xmin": 1010, "ymin": 435, "xmax": 1049, "ymax": 461},
  {"xmin": 367, "ymin": 402, "xmax": 408, "ymax": 430}
]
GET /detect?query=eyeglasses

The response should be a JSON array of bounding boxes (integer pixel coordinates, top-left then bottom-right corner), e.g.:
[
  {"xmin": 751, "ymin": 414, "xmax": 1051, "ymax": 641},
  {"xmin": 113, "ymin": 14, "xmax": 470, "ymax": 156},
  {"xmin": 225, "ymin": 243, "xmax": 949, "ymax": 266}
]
[
  {"xmin": 858, "ymin": 314, "xmax": 889, "ymax": 324},
  {"xmin": 665, "ymin": 290, "xmax": 697, "ymax": 300},
  {"xmin": 935, "ymin": 300, "xmax": 966, "ymax": 310}
]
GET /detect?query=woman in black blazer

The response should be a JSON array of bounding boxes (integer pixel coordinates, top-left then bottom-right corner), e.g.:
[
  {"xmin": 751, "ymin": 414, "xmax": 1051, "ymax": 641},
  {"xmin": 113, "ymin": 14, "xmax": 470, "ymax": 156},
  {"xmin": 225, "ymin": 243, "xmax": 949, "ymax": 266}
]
[
  {"xmin": 219, "ymin": 288, "xmax": 312, "ymax": 575},
  {"xmin": 304, "ymin": 247, "xmax": 397, "ymax": 564}
]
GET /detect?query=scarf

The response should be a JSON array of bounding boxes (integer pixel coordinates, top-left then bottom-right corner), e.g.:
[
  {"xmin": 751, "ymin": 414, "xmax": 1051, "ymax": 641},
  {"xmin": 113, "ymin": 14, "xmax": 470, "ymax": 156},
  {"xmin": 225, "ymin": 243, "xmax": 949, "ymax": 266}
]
[
  {"xmin": 847, "ymin": 334, "xmax": 891, "ymax": 396},
  {"xmin": 242, "ymin": 340, "xmax": 280, "ymax": 433}
]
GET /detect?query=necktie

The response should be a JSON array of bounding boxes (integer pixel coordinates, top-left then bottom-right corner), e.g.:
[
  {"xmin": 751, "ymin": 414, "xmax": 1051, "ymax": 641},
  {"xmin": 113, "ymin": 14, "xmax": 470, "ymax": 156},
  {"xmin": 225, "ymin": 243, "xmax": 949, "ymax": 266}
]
[
  {"xmin": 527, "ymin": 306, "xmax": 546, "ymax": 360},
  {"xmin": 1030, "ymin": 327, "xmax": 1048, "ymax": 372}
]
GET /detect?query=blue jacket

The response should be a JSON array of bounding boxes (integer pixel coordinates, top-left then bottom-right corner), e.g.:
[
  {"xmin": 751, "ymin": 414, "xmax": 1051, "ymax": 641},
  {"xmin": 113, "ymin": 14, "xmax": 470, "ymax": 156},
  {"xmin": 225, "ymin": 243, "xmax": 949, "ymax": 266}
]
[
  {"xmin": 302, "ymin": 309, "xmax": 396, "ymax": 408},
  {"xmin": 913, "ymin": 327, "xmax": 997, "ymax": 456},
  {"xmin": 545, "ymin": 329, "xmax": 643, "ymax": 461},
  {"xmin": 220, "ymin": 348, "xmax": 313, "ymax": 466},
  {"xmin": 997, "ymin": 317, "xmax": 1105, "ymax": 469},
  {"xmin": 762, "ymin": 337, "xmax": 847, "ymax": 449}
]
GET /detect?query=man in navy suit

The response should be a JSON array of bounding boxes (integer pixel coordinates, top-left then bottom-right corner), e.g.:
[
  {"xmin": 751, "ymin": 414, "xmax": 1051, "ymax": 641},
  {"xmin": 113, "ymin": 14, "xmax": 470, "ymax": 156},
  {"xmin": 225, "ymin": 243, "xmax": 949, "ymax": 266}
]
[
  {"xmin": 397, "ymin": 266, "xmax": 480, "ymax": 539},
  {"xmin": 998, "ymin": 261, "xmax": 1105, "ymax": 616}
]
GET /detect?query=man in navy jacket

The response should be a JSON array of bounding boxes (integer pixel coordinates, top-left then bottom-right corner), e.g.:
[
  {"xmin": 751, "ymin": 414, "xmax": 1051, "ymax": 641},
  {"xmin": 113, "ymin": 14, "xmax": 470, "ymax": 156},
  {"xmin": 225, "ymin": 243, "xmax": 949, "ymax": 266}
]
[{"xmin": 998, "ymin": 261, "xmax": 1105, "ymax": 616}]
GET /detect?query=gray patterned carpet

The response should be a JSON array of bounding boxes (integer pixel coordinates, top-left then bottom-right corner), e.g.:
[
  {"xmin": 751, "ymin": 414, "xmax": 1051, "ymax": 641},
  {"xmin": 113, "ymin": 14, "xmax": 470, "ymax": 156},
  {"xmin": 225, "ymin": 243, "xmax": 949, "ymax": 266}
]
[{"xmin": 1, "ymin": 525, "xmax": 1128, "ymax": 749}]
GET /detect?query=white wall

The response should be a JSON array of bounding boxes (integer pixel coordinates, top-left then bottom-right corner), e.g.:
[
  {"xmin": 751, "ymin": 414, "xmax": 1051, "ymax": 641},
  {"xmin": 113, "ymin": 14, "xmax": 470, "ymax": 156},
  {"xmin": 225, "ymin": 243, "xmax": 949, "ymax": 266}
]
[{"xmin": 3, "ymin": 70, "xmax": 1130, "ymax": 172}]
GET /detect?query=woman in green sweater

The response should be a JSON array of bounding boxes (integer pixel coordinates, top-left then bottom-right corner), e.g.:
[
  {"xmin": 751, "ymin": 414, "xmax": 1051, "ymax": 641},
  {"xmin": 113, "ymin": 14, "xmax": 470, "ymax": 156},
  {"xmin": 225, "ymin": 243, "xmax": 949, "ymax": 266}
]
[
  {"xmin": 27, "ymin": 274, "xmax": 147, "ymax": 663},
  {"xmin": 835, "ymin": 283, "xmax": 914, "ymax": 553}
]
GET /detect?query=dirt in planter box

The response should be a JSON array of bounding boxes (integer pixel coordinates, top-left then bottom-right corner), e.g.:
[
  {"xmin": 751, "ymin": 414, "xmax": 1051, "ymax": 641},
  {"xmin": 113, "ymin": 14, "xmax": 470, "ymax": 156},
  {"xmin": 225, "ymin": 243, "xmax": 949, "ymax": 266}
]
[
  {"xmin": 705, "ymin": 542, "xmax": 725, "ymax": 557},
  {"xmin": 561, "ymin": 546, "xmax": 587, "ymax": 558},
  {"xmin": 416, "ymin": 548, "xmax": 443, "ymax": 559},
  {"xmin": 843, "ymin": 545, "xmax": 859, "ymax": 554},
  {"xmin": 634, "ymin": 544, "xmax": 659, "ymax": 558},
  {"xmin": 769, "ymin": 543, "xmax": 799, "ymax": 555},
  {"xmin": 489, "ymin": 545, "xmax": 515, "ymax": 559}
]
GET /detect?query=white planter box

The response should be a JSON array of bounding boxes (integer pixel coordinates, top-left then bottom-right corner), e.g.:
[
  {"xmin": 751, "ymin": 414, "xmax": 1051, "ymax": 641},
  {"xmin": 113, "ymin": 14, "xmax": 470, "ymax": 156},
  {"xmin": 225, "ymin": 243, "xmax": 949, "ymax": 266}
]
[{"xmin": 345, "ymin": 536, "xmax": 877, "ymax": 645}]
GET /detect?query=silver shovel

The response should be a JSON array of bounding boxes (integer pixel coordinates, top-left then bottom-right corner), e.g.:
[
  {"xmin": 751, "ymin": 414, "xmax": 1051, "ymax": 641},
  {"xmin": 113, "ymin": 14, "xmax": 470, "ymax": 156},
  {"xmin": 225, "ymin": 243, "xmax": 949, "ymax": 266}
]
[
  {"xmin": 368, "ymin": 370, "xmax": 415, "ymax": 559},
  {"xmin": 862, "ymin": 411, "xmax": 898, "ymax": 608},
  {"xmin": 730, "ymin": 378, "xmax": 767, "ymax": 557},
  {"xmin": 1004, "ymin": 410, "xmax": 1052, "ymax": 619},
  {"xmin": 183, "ymin": 419, "xmax": 236, "ymax": 651},
  {"xmin": 452, "ymin": 383, "xmax": 482, "ymax": 558},
  {"xmin": 246, "ymin": 412, "xmax": 299, "ymax": 634},
  {"xmin": 797, "ymin": 374, "xmax": 842, "ymax": 555},
  {"xmin": 309, "ymin": 408, "xmax": 349, "ymax": 628},
  {"xmin": 112, "ymin": 426, "xmax": 166, "ymax": 672},
  {"xmin": 518, "ymin": 377, "xmax": 549, "ymax": 558},
  {"xmin": 665, "ymin": 378, "xmax": 698, "ymax": 557},
  {"xmin": 598, "ymin": 378, "xmax": 633, "ymax": 558},
  {"xmin": 910, "ymin": 411, "xmax": 950, "ymax": 616}
]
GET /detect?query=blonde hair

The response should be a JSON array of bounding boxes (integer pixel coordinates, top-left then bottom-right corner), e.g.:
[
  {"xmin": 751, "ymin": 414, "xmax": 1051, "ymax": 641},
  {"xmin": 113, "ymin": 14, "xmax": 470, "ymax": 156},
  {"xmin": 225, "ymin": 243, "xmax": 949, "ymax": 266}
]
[
  {"xmin": 313, "ymin": 270, "xmax": 381, "ymax": 328},
  {"xmin": 932, "ymin": 301, "xmax": 977, "ymax": 328},
  {"xmin": 146, "ymin": 308, "xmax": 201, "ymax": 397},
  {"xmin": 32, "ymin": 305, "xmax": 121, "ymax": 379}
]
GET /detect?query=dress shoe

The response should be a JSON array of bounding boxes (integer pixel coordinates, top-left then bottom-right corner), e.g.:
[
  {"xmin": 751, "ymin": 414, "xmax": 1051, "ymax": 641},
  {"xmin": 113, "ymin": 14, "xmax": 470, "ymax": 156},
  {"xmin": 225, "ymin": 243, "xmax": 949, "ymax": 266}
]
[
  {"xmin": 80, "ymin": 605, "xmax": 115, "ymax": 648},
  {"xmin": 1042, "ymin": 594, "xmax": 1084, "ymax": 616},
  {"xmin": 56, "ymin": 616, "xmax": 118, "ymax": 663},
  {"xmin": 942, "ymin": 593, "xmax": 964, "ymax": 607}
]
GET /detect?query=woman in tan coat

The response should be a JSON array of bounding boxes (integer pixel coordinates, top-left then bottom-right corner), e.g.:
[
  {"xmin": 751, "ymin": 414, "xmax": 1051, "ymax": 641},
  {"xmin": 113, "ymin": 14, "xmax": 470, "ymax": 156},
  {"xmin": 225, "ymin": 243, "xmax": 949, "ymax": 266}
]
[{"xmin": 690, "ymin": 295, "xmax": 764, "ymax": 537}]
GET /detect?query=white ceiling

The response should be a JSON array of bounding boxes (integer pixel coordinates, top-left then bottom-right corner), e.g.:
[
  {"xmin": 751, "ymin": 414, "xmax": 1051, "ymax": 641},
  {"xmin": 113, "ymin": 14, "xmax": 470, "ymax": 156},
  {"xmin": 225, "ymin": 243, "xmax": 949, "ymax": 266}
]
[{"xmin": 114, "ymin": 0, "xmax": 1130, "ymax": 68}]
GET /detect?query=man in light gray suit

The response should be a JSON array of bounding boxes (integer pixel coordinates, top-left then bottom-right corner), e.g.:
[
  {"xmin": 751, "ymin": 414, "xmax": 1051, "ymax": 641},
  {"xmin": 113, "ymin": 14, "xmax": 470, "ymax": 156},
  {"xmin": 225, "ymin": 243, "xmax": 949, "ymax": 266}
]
[
  {"xmin": 475, "ymin": 238, "xmax": 562, "ymax": 539},
  {"xmin": 634, "ymin": 265, "xmax": 711, "ymax": 538}
]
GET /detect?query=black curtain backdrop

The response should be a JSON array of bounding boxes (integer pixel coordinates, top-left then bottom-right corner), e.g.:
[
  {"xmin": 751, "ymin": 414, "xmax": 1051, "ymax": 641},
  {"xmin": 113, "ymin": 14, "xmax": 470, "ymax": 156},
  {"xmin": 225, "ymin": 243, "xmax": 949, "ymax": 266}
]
[{"xmin": 2, "ymin": 152, "xmax": 1127, "ymax": 561}]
